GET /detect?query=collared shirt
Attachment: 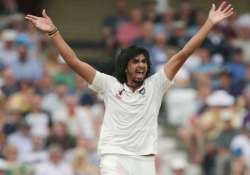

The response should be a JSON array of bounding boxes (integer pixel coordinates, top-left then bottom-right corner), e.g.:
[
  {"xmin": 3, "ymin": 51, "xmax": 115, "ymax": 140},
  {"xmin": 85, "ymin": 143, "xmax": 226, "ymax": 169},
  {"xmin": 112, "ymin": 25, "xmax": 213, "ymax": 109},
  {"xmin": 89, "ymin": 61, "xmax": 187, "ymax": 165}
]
[
  {"xmin": 89, "ymin": 69, "xmax": 173, "ymax": 156},
  {"xmin": 9, "ymin": 57, "xmax": 43, "ymax": 81}
]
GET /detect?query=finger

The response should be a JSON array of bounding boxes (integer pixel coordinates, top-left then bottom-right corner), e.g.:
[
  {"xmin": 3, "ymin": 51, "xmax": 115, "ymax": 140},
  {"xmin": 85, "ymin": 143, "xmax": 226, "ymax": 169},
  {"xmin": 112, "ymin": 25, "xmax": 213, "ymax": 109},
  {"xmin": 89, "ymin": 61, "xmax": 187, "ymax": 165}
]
[
  {"xmin": 24, "ymin": 16, "xmax": 37, "ymax": 26},
  {"xmin": 42, "ymin": 9, "xmax": 49, "ymax": 19},
  {"xmin": 225, "ymin": 9, "xmax": 234, "ymax": 17},
  {"xmin": 25, "ymin": 16, "xmax": 35, "ymax": 22},
  {"xmin": 222, "ymin": 4, "xmax": 232, "ymax": 13},
  {"xmin": 225, "ymin": 12, "xmax": 234, "ymax": 18},
  {"xmin": 26, "ymin": 14, "xmax": 39, "ymax": 20},
  {"xmin": 218, "ymin": 1, "xmax": 226, "ymax": 11},
  {"xmin": 225, "ymin": 7, "xmax": 234, "ymax": 14},
  {"xmin": 211, "ymin": 3, "xmax": 216, "ymax": 12}
]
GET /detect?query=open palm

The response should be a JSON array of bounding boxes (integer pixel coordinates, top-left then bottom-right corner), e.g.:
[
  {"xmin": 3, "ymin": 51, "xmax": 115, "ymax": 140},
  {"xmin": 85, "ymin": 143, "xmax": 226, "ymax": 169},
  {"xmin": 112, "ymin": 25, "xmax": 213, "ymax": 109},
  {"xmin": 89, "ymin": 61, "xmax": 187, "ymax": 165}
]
[
  {"xmin": 25, "ymin": 9, "xmax": 55, "ymax": 32},
  {"xmin": 208, "ymin": 1, "xmax": 234, "ymax": 25}
]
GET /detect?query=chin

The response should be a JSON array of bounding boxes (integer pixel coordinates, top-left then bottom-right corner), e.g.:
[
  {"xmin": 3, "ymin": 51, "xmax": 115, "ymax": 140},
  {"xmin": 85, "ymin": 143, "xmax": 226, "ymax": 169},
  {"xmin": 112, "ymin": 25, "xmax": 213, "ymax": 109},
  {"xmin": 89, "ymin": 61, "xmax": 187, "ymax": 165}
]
[{"xmin": 133, "ymin": 79, "xmax": 144, "ymax": 86}]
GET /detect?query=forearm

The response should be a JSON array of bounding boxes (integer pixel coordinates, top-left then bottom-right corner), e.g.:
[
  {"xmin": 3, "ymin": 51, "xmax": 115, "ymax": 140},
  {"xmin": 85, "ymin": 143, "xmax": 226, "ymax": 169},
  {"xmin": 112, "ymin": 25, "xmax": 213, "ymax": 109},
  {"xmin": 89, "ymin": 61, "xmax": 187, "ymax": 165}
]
[
  {"xmin": 181, "ymin": 19, "xmax": 214, "ymax": 56},
  {"xmin": 164, "ymin": 19, "xmax": 214, "ymax": 80},
  {"xmin": 164, "ymin": 2, "xmax": 233, "ymax": 80},
  {"xmin": 48, "ymin": 31, "xmax": 96, "ymax": 83},
  {"xmin": 50, "ymin": 32, "xmax": 79, "ymax": 66}
]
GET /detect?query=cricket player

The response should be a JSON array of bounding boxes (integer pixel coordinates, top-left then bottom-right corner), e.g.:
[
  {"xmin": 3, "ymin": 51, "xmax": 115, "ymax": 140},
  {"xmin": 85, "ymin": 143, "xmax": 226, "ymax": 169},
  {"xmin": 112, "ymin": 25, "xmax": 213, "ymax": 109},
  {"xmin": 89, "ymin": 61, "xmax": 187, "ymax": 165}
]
[{"xmin": 25, "ymin": 2, "xmax": 234, "ymax": 174}]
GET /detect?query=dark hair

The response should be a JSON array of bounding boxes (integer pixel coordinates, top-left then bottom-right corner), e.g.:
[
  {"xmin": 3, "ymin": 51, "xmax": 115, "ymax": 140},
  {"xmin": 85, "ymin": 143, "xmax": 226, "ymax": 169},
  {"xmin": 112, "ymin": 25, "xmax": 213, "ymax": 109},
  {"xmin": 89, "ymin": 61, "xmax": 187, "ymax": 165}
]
[{"xmin": 114, "ymin": 45, "xmax": 151, "ymax": 84}]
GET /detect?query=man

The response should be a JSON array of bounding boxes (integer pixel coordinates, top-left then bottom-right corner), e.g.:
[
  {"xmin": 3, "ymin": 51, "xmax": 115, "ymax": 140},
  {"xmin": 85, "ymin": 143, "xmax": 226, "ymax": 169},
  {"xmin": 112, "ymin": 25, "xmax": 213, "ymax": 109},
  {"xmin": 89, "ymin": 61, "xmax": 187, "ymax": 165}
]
[
  {"xmin": 34, "ymin": 145, "xmax": 73, "ymax": 175},
  {"xmin": 25, "ymin": 2, "xmax": 234, "ymax": 175},
  {"xmin": 9, "ymin": 43, "xmax": 43, "ymax": 81}
]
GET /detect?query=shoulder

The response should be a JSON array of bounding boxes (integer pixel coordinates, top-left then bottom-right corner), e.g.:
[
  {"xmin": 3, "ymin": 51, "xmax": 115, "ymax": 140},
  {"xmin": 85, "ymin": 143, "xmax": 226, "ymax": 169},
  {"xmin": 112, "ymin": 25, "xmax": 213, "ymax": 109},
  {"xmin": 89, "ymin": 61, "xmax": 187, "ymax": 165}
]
[
  {"xmin": 146, "ymin": 68, "xmax": 173, "ymax": 84},
  {"xmin": 96, "ymin": 71, "xmax": 120, "ymax": 85},
  {"xmin": 89, "ymin": 71, "xmax": 121, "ymax": 93}
]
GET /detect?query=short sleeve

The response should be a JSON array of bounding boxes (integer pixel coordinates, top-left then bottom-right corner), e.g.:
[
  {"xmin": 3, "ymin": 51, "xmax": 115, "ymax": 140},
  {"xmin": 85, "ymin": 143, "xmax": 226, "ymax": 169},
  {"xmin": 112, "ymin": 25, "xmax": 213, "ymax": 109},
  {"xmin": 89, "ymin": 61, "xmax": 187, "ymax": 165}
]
[
  {"xmin": 149, "ymin": 68, "xmax": 174, "ymax": 94},
  {"xmin": 88, "ymin": 71, "xmax": 108, "ymax": 94}
]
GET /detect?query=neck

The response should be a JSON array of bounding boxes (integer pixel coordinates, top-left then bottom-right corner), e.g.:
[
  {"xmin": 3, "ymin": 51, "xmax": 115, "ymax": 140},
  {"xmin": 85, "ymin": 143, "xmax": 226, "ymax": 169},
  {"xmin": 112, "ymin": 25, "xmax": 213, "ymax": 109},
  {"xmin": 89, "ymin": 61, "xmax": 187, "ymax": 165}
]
[{"xmin": 126, "ymin": 81, "xmax": 143, "ymax": 92}]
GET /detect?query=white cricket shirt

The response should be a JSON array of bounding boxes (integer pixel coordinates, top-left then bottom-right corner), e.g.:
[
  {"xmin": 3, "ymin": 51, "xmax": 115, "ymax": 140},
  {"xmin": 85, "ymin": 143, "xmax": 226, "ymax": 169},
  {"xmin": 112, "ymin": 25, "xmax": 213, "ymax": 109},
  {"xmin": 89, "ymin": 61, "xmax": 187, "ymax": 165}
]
[{"xmin": 89, "ymin": 69, "xmax": 173, "ymax": 155}]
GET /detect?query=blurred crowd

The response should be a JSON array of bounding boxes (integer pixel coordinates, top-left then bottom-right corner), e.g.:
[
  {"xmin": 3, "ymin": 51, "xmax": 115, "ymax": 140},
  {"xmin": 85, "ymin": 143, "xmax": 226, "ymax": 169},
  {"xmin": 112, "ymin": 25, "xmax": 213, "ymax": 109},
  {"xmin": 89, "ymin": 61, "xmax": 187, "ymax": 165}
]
[
  {"xmin": 0, "ymin": 0, "xmax": 250, "ymax": 175},
  {"xmin": 0, "ymin": 1, "xmax": 104, "ymax": 175}
]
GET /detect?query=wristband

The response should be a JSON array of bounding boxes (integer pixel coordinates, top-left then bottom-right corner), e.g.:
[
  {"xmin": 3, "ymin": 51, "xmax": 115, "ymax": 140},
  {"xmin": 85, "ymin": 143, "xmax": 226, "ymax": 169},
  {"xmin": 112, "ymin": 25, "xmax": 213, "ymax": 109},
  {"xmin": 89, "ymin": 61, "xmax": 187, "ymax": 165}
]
[{"xmin": 48, "ymin": 27, "xmax": 58, "ymax": 38}]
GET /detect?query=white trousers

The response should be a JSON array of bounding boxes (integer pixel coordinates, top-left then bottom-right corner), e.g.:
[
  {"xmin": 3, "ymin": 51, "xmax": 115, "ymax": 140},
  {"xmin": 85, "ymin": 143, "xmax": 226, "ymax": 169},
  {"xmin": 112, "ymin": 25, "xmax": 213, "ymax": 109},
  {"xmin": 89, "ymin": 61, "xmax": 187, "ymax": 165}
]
[{"xmin": 100, "ymin": 154, "xmax": 156, "ymax": 175}]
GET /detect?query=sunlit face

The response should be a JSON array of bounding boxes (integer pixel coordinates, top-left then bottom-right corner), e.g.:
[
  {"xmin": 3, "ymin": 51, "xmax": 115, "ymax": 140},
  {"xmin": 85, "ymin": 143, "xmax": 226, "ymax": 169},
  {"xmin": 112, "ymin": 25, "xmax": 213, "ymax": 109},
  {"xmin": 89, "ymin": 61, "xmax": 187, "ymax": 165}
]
[{"xmin": 126, "ymin": 54, "xmax": 148, "ymax": 85}]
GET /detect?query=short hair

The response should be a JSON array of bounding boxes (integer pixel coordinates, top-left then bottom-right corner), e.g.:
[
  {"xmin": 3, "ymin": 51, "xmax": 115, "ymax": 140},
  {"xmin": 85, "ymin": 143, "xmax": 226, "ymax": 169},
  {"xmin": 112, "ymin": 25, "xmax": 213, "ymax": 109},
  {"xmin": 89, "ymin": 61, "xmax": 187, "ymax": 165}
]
[{"xmin": 114, "ymin": 45, "xmax": 151, "ymax": 84}]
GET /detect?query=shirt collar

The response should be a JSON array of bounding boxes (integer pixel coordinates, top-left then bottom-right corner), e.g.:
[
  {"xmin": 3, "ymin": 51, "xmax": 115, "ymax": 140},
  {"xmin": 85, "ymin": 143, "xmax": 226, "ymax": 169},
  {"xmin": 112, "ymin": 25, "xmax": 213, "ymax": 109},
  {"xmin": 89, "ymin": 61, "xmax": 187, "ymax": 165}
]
[{"xmin": 123, "ymin": 82, "xmax": 145, "ymax": 94}]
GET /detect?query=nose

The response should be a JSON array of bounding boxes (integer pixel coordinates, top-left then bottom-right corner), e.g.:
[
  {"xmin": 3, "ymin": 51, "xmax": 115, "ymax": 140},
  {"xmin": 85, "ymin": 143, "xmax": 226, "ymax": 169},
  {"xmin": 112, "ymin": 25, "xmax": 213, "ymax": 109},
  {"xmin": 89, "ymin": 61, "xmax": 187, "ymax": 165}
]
[{"xmin": 138, "ymin": 61, "xmax": 146, "ymax": 67}]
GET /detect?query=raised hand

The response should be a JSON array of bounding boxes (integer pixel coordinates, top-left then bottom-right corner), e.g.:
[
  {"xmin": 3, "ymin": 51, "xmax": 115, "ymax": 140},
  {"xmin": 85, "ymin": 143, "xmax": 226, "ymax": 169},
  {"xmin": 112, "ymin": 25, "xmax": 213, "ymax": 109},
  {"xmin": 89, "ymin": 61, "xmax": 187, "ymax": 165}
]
[
  {"xmin": 208, "ymin": 1, "xmax": 234, "ymax": 25},
  {"xmin": 25, "ymin": 9, "xmax": 56, "ymax": 33}
]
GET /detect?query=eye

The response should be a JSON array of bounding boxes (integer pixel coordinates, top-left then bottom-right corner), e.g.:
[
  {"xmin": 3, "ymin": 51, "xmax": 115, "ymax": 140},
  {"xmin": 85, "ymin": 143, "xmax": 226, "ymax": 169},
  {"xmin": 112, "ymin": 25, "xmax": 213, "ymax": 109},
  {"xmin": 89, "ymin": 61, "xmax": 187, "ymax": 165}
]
[{"xmin": 132, "ymin": 59, "xmax": 139, "ymax": 64}]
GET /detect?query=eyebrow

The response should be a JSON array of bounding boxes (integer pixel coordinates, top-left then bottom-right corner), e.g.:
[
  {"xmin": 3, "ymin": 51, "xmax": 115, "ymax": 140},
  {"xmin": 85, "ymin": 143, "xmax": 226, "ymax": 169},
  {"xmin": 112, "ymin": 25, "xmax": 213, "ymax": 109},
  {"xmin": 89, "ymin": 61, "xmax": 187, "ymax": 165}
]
[{"xmin": 132, "ymin": 57, "xmax": 146, "ymax": 62}]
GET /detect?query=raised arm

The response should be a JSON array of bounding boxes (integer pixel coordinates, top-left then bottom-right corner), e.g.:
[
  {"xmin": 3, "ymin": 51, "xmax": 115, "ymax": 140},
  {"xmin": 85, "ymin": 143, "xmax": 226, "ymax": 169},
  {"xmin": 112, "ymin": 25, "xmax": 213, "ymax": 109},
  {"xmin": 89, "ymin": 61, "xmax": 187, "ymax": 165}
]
[
  {"xmin": 25, "ymin": 10, "xmax": 96, "ymax": 84},
  {"xmin": 164, "ymin": 1, "xmax": 234, "ymax": 80}
]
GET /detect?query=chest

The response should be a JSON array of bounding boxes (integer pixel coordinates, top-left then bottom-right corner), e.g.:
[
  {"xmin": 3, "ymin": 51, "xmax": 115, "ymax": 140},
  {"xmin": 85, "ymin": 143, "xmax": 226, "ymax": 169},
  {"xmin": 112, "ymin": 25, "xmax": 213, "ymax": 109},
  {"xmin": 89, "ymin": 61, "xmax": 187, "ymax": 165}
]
[{"xmin": 106, "ymin": 86, "xmax": 160, "ymax": 115}]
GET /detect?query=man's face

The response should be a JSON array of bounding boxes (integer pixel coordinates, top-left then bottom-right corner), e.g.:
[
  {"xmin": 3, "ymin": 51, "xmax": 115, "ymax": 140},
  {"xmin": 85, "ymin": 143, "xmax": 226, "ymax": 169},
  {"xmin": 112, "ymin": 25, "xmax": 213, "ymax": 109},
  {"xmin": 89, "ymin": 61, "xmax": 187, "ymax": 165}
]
[
  {"xmin": 126, "ymin": 54, "xmax": 148, "ymax": 85},
  {"xmin": 18, "ymin": 45, "xmax": 28, "ymax": 59}
]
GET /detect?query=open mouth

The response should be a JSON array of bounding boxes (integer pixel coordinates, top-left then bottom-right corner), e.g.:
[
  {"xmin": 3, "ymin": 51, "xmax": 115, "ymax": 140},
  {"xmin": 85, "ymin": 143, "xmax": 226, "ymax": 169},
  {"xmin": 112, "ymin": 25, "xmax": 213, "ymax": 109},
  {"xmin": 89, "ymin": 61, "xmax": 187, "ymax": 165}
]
[{"xmin": 135, "ymin": 71, "xmax": 145, "ymax": 78}]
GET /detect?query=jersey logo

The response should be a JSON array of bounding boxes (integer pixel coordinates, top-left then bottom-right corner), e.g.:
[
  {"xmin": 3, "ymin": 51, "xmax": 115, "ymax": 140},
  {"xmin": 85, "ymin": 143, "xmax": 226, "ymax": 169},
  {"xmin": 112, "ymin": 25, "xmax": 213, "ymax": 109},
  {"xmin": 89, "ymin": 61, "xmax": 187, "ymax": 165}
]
[
  {"xmin": 139, "ymin": 87, "xmax": 145, "ymax": 95},
  {"xmin": 115, "ymin": 87, "xmax": 145, "ymax": 99},
  {"xmin": 115, "ymin": 89, "xmax": 125, "ymax": 100}
]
